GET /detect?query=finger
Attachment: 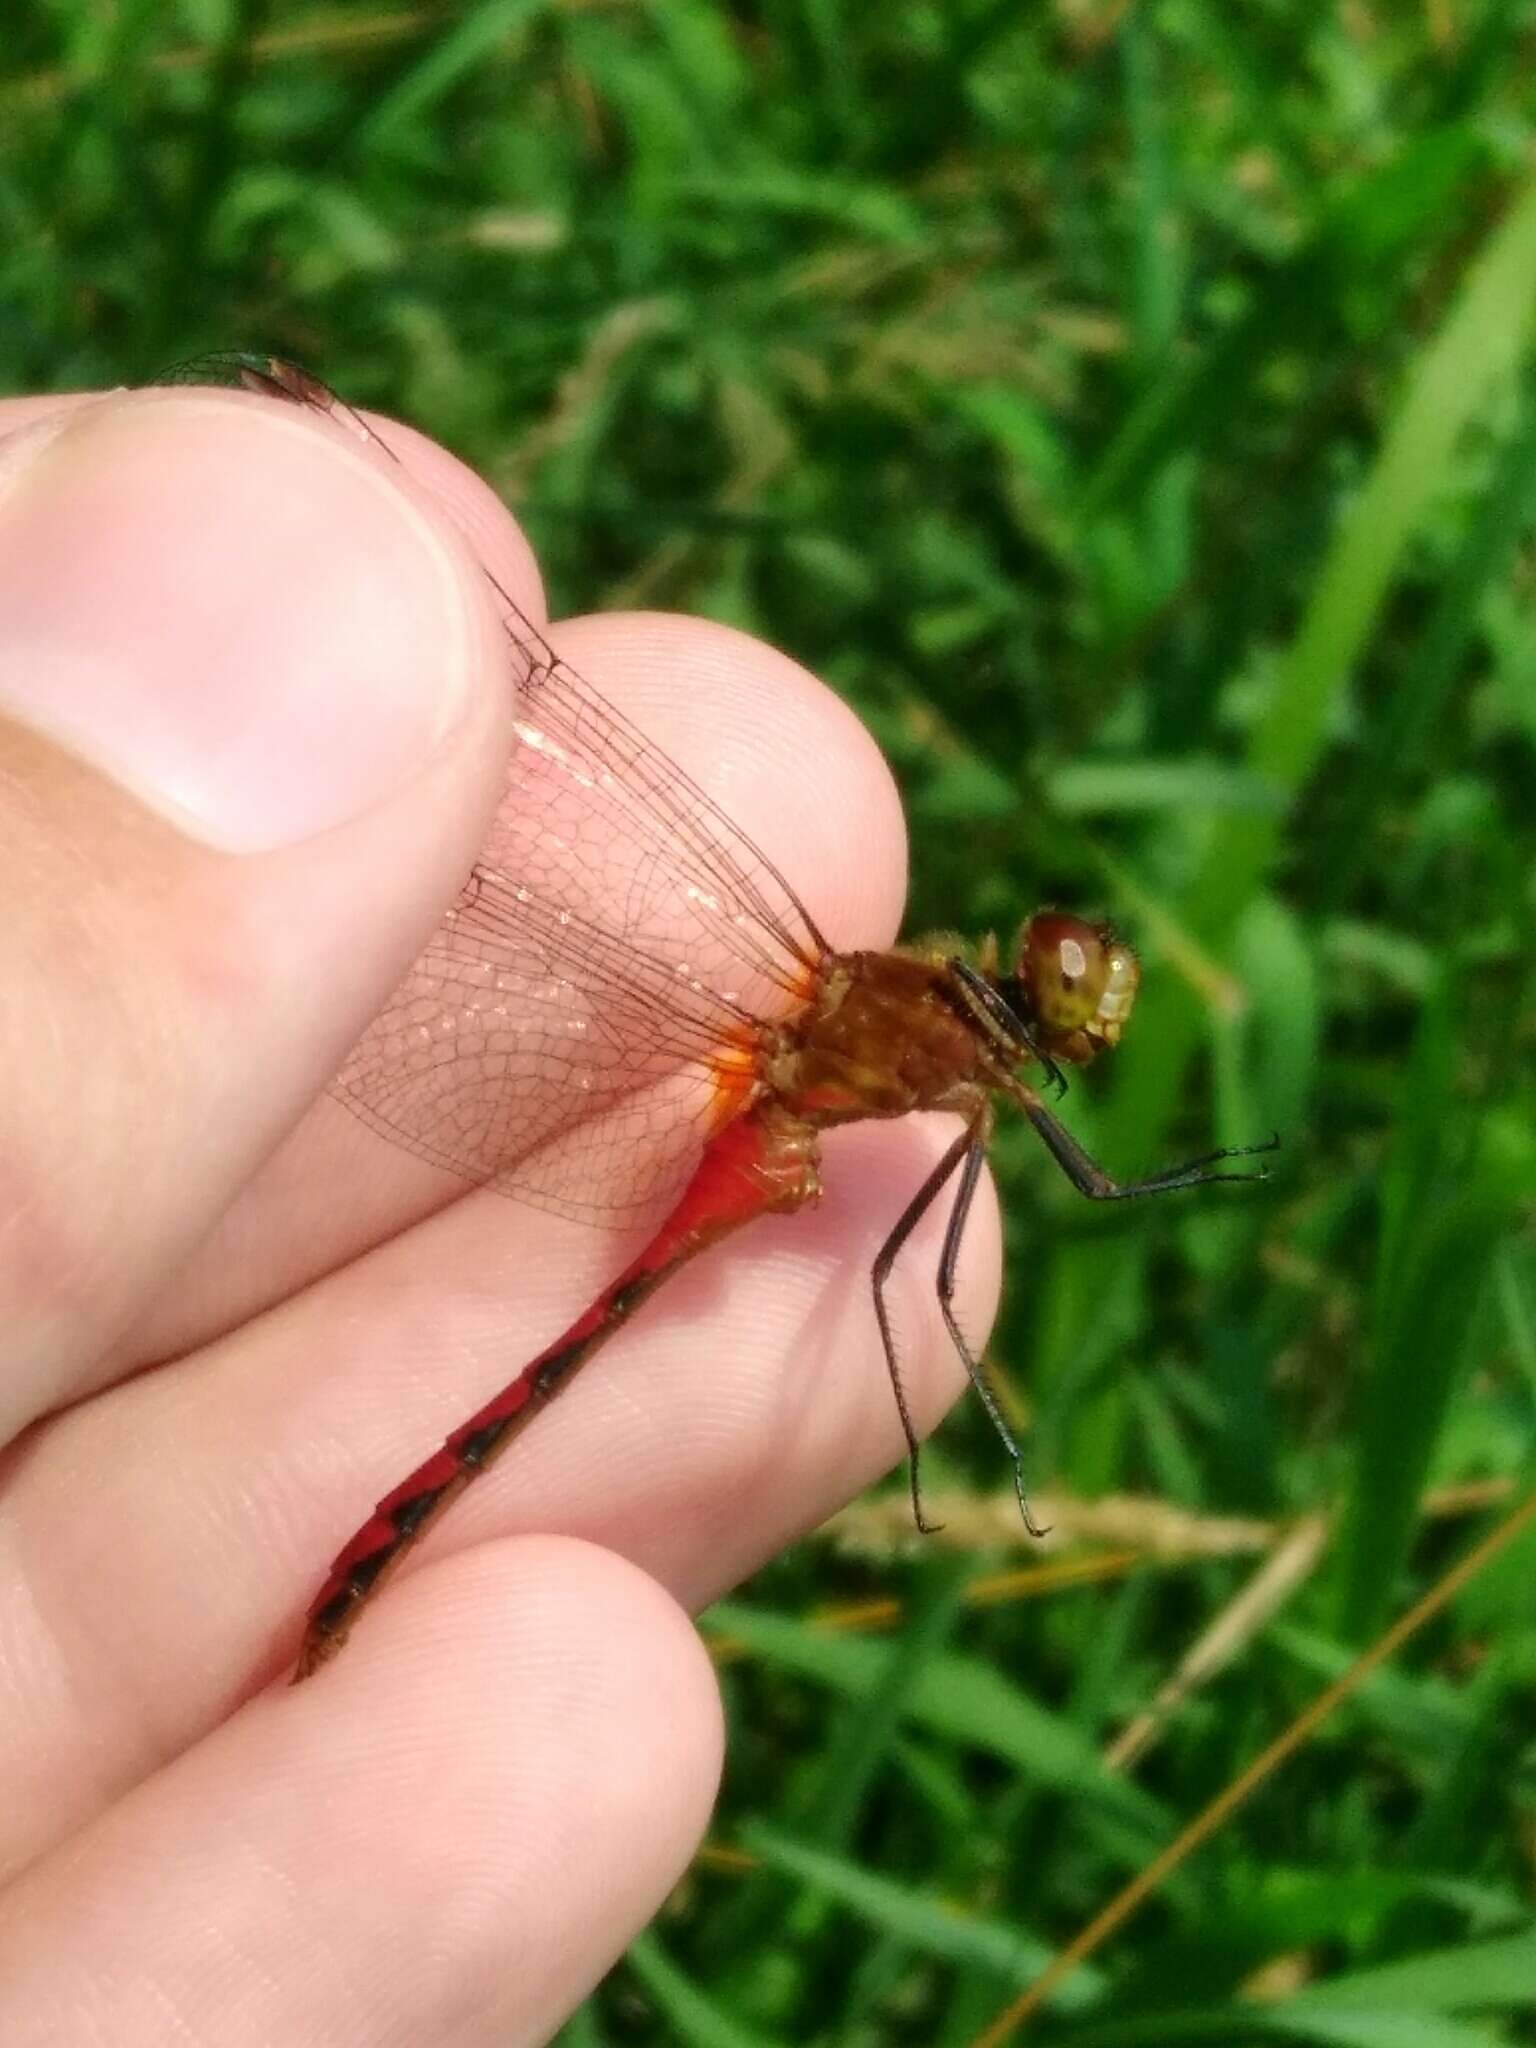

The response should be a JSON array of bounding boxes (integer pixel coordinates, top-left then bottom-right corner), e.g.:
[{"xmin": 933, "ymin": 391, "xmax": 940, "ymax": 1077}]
[
  {"xmin": 0, "ymin": 439, "xmax": 926, "ymax": 1860},
  {"xmin": 0, "ymin": 1103, "xmax": 998, "ymax": 1873},
  {"xmin": 0, "ymin": 384, "xmax": 516, "ymax": 1432},
  {"xmin": 116, "ymin": 607, "xmax": 909, "ymax": 1361},
  {"xmin": 0, "ymin": 603, "xmax": 955, "ymax": 1864},
  {"xmin": 0, "ymin": 394, "xmax": 99, "ymax": 435},
  {"xmin": 0, "ymin": 1539, "xmax": 723, "ymax": 2048},
  {"xmin": 0, "ymin": 387, "xmax": 543, "ymax": 606}
]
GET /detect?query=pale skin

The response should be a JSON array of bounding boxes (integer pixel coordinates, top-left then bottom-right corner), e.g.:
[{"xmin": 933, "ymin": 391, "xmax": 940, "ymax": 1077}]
[{"xmin": 0, "ymin": 384, "xmax": 1000, "ymax": 2045}]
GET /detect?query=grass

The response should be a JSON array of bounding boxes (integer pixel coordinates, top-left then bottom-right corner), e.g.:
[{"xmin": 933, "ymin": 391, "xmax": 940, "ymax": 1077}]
[{"xmin": 6, "ymin": 3, "xmax": 1536, "ymax": 2041}]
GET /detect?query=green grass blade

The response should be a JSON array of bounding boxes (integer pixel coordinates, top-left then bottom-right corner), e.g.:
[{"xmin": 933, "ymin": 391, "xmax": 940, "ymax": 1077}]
[
  {"xmin": 1107, "ymin": 164, "xmax": 1536, "ymax": 1161},
  {"xmin": 624, "ymin": 1932, "xmax": 790, "ymax": 2048},
  {"xmin": 741, "ymin": 1819, "xmax": 1103, "ymax": 2005},
  {"xmin": 703, "ymin": 1601, "xmax": 1168, "ymax": 1837}
]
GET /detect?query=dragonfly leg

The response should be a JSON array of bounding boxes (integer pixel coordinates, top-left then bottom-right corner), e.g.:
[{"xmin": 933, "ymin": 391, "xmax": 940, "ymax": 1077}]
[
  {"xmin": 934, "ymin": 1133, "xmax": 1049, "ymax": 1538},
  {"xmin": 1018, "ymin": 1089, "xmax": 1279, "ymax": 1199},
  {"xmin": 871, "ymin": 1113, "xmax": 1036, "ymax": 1535}
]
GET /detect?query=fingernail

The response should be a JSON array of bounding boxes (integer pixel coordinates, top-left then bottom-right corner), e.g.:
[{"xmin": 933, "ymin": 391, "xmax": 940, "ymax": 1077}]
[{"xmin": 0, "ymin": 391, "xmax": 476, "ymax": 851}]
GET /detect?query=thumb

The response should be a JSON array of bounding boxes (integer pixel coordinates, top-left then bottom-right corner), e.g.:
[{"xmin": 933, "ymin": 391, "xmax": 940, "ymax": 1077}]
[{"xmin": 0, "ymin": 384, "xmax": 514, "ymax": 1434}]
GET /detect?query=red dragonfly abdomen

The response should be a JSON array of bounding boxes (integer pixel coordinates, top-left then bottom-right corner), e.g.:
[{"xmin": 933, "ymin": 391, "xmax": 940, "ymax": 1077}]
[{"xmin": 294, "ymin": 1110, "xmax": 820, "ymax": 1679}]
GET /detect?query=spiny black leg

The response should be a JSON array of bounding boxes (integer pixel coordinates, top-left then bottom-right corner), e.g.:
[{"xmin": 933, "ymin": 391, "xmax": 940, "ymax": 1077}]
[
  {"xmin": 871, "ymin": 1122, "xmax": 979, "ymax": 1534},
  {"xmin": 1011, "ymin": 1018, "xmax": 1068, "ymax": 1100},
  {"xmin": 1034, "ymin": 1043, "xmax": 1069, "ymax": 1100},
  {"xmin": 934, "ymin": 1136, "xmax": 1048, "ymax": 1538},
  {"xmin": 1023, "ymin": 1101, "xmax": 1279, "ymax": 1201},
  {"xmin": 950, "ymin": 959, "xmax": 1067, "ymax": 1098}
]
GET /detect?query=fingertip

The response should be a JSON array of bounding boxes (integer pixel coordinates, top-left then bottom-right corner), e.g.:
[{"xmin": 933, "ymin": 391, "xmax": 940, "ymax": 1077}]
[
  {"xmin": 552, "ymin": 609, "xmax": 910, "ymax": 952},
  {"xmin": 0, "ymin": 1540, "xmax": 723, "ymax": 2047},
  {"xmin": 0, "ymin": 382, "xmax": 524, "ymax": 1415},
  {"xmin": 296, "ymin": 1533, "xmax": 725, "ymax": 1864},
  {"xmin": 0, "ymin": 388, "xmax": 508, "ymax": 853},
  {"xmin": 273, "ymin": 1536, "xmax": 723, "ymax": 2032},
  {"xmin": 354, "ymin": 408, "xmax": 548, "ymax": 631}
]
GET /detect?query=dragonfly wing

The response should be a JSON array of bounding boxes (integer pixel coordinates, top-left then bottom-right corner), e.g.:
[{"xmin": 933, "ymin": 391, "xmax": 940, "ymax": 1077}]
[
  {"xmin": 333, "ymin": 865, "xmax": 756, "ymax": 1225},
  {"xmin": 157, "ymin": 354, "xmax": 827, "ymax": 1224}
]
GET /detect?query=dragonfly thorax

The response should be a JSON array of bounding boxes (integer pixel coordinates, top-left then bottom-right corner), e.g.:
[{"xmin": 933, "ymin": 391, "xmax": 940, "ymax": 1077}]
[{"xmin": 768, "ymin": 949, "xmax": 1004, "ymax": 1125}]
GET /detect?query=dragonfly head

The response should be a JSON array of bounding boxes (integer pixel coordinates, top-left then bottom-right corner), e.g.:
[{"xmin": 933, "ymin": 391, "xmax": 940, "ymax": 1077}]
[{"xmin": 1007, "ymin": 911, "xmax": 1140, "ymax": 1066}]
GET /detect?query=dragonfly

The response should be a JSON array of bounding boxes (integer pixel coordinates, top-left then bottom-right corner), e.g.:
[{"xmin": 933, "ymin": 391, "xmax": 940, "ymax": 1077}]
[{"xmin": 158, "ymin": 354, "xmax": 1275, "ymax": 1681}]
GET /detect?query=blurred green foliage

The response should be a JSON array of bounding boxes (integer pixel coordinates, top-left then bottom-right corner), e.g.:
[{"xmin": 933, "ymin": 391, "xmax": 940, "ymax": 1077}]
[{"xmin": 5, "ymin": 3, "xmax": 1536, "ymax": 2042}]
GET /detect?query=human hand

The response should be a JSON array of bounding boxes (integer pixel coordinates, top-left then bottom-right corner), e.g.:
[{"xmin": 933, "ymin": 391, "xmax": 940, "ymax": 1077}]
[{"xmin": 0, "ymin": 378, "xmax": 999, "ymax": 2044}]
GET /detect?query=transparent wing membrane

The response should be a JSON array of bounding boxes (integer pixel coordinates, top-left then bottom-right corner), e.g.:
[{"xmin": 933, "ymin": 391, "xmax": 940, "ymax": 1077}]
[{"xmin": 158, "ymin": 353, "xmax": 828, "ymax": 1223}]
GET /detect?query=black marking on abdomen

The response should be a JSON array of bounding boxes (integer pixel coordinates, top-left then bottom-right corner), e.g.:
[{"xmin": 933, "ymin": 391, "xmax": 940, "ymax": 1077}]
[
  {"xmin": 457, "ymin": 1419, "xmax": 512, "ymax": 1469},
  {"xmin": 312, "ymin": 1587, "xmax": 355, "ymax": 1638},
  {"xmin": 345, "ymin": 1548, "xmax": 391, "ymax": 1598},
  {"xmin": 389, "ymin": 1486, "xmax": 447, "ymax": 1539},
  {"xmin": 606, "ymin": 1275, "xmax": 654, "ymax": 1317},
  {"xmin": 533, "ymin": 1340, "xmax": 586, "ymax": 1396}
]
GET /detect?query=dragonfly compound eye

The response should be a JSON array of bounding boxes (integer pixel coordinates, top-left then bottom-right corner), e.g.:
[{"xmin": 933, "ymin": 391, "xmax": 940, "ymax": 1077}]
[{"xmin": 1018, "ymin": 913, "xmax": 1140, "ymax": 1060}]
